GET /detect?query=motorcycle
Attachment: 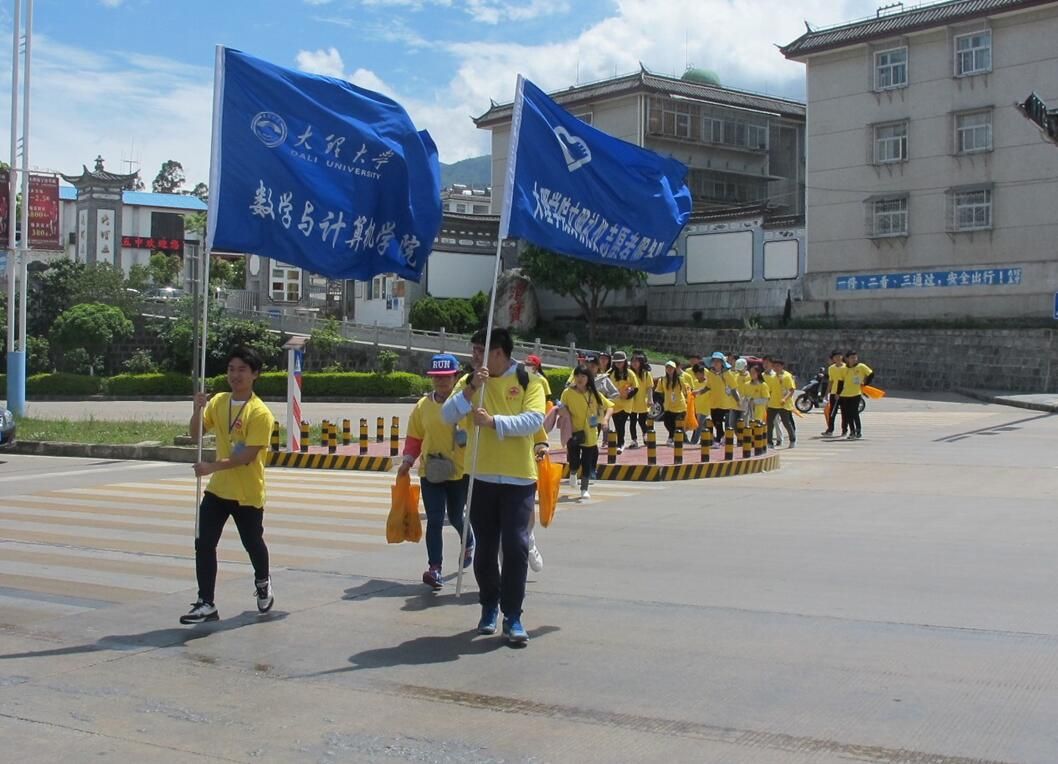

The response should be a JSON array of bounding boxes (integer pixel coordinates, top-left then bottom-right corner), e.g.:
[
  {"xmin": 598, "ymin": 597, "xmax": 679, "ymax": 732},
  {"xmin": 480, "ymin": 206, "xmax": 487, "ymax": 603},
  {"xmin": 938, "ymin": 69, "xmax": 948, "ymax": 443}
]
[{"xmin": 795, "ymin": 368, "xmax": 866, "ymax": 414}]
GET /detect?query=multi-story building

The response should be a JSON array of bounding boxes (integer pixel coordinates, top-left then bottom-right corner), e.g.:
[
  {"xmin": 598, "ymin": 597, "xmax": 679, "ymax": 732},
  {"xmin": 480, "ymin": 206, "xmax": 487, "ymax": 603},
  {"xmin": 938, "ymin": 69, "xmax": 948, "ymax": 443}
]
[
  {"xmin": 782, "ymin": 0, "xmax": 1058, "ymax": 320},
  {"xmin": 475, "ymin": 67, "xmax": 806, "ymax": 216},
  {"xmin": 441, "ymin": 185, "xmax": 491, "ymax": 215}
]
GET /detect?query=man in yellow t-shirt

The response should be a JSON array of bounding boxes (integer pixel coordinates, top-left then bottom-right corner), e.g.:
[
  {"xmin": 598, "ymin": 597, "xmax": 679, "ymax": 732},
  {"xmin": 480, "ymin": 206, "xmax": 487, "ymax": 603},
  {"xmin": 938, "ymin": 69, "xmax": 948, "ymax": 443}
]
[
  {"xmin": 443, "ymin": 327, "xmax": 545, "ymax": 645},
  {"xmin": 182, "ymin": 347, "xmax": 275, "ymax": 625},
  {"xmin": 765, "ymin": 358, "xmax": 797, "ymax": 448},
  {"xmin": 822, "ymin": 350, "xmax": 846, "ymax": 438},
  {"xmin": 839, "ymin": 350, "xmax": 873, "ymax": 440}
]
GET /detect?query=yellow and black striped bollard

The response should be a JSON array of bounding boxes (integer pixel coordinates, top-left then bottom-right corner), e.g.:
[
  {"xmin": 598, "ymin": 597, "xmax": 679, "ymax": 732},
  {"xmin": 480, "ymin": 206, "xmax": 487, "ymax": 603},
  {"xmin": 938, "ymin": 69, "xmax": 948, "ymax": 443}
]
[
  {"xmin": 741, "ymin": 423, "xmax": 753, "ymax": 459},
  {"xmin": 270, "ymin": 421, "xmax": 280, "ymax": 452},
  {"xmin": 759, "ymin": 420, "xmax": 768, "ymax": 454},
  {"xmin": 701, "ymin": 422, "xmax": 712, "ymax": 462},
  {"xmin": 724, "ymin": 428, "xmax": 735, "ymax": 461},
  {"xmin": 376, "ymin": 416, "xmax": 385, "ymax": 443},
  {"xmin": 754, "ymin": 421, "xmax": 765, "ymax": 455},
  {"xmin": 320, "ymin": 420, "xmax": 330, "ymax": 448},
  {"xmin": 342, "ymin": 418, "xmax": 351, "ymax": 447},
  {"xmin": 646, "ymin": 429, "xmax": 657, "ymax": 466},
  {"xmin": 299, "ymin": 421, "xmax": 309, "ymax": 453},
  {"xmin": 359, "ymin": 418, "xmax": 368, "ymax": 455},
  {"xmin": 673, "ymin": 426, "xmax": 684, "ymax": 465},
  {"xmin": 607, "ymin": 429, "xmax": 618, "ymax": 465},
  {"xmin": 390, "ymin": 423, "xmax": 399, "ymax": 457},
  {"xmin": 328, "ymin": 422, "xmax": 338, "ymax": 454},
  {"xmin": 391, "ymin": 416, "xmax": 400, "ymax": 440}
]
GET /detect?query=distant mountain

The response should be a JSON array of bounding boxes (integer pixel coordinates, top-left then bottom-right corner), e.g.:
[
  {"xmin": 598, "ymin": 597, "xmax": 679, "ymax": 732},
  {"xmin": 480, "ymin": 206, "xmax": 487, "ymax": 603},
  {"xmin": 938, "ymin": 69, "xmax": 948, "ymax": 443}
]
[{"xmin": 440, "ymin": 155, "xmax": 491, "ymax": 188}]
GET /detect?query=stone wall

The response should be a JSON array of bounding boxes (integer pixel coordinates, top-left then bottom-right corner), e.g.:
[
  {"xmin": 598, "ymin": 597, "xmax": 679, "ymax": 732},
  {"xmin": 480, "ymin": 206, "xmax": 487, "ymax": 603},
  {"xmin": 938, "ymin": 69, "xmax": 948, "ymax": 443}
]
[{"xmin": 590, "ymin": 324, "xmax": 1058, "ymax": 393}]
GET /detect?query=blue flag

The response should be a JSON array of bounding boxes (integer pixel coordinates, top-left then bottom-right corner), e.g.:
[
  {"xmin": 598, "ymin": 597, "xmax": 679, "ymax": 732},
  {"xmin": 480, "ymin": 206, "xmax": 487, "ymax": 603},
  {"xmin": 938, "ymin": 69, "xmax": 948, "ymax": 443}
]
[
  {"xmin": 499, "ymin": 76, "xmax": 691, "ymax": 274},
  {"xmin": 207, "ymin": 47, "xmax": 441, "ymax": 282}
]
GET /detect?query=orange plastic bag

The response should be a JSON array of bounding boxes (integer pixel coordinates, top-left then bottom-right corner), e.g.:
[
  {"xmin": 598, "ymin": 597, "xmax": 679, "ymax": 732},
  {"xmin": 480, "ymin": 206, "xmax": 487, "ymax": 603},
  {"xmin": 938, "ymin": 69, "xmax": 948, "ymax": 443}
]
[
  {"xmin": 862, "ymin": 385, "xmax": 886, "ymax": 399},
  {"xmin": 823, "ymin": 400, "xmax": 832, "ymax": 421},
  {"xmin": 537, "ymin": 454, "xmax": 562, "ymax": 528},
  {"xmin": 684, "ymin": 393, "xmax": 699, "ymax": 432},
  {"xmin": 387, "ymin": 474, "xmax": 422, "ymax": 543}
]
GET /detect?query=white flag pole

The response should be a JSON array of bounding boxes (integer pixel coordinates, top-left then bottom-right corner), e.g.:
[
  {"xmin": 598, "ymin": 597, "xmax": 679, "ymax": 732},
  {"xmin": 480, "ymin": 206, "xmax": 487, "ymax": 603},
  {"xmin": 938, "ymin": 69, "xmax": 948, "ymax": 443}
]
[
  {"xmin": 455, "ymin": 75, "xmax": 526, "ymax": 596},
  {"xmin": 195, "ymin": 45, "xmax": 225, "ymax": 540}
]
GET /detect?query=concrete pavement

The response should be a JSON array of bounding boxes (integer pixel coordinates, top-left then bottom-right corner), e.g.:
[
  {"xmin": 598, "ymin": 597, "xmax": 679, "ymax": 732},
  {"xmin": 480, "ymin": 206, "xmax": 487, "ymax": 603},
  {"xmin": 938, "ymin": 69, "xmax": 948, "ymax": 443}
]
[{"xmin": 0, "ymin": 394, "xmax": 1056, "ymax": 762}]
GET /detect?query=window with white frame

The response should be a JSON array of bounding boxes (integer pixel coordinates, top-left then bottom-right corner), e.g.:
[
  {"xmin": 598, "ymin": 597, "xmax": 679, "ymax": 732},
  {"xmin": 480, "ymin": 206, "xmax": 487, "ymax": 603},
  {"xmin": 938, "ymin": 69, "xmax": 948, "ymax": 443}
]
[
  {"xmin": 955, "ymin": 30, "xmax": 991, "ymax": 76},
  {"xmin": 955, "ymin": 110, "xmax": 992, "ymax": 154},
  {"xmin": 951, "ymin": 188, "xmax": 992, "ymax": 231},
  {"xmin": 875, "ymin": 47, "xmax": 908, "ymax": 90},
  {"xmin": 270, "ymin": 265, "xmax": 301, "ymax": 302},
  {"xmin": 874, "ymin": 121, "xmax": 908, "ymax": 163},
  {"xmin": 868, "ymin": 196, "xmax": 909, "ymax": 237},
  {"xmin": 370, "ymin": 274, "xmax": 387, "ymax": 300}
]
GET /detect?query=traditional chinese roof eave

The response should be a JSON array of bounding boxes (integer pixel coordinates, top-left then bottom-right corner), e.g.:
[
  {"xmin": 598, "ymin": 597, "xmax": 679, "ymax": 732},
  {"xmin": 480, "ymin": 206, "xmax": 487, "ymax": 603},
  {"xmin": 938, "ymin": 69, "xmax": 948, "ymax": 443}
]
[
  {"xmin": 59, "ymin": 165, "xmax": 140, "ymax": 187},
  {"xmin": 780, "ymin": 0, "xmax": 1056, "ymax": 59},
  {"xmin": 473, "ymin": 70, "xmax": 806, "ymax": 129}
]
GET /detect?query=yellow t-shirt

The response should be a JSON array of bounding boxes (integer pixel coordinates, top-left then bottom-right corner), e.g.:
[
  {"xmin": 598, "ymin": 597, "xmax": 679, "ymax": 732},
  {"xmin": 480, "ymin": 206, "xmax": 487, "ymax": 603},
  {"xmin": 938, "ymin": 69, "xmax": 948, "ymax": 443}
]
[
  {"xmin": 407, "ymin": 393, "xmax": 468, "ymax": 479},
  {"xmin": 631, "ymin": 370, "xmax": 653, "ymax": 414},
  {"xmin": 766, "ymin": 371, "xmax": 796, "ymax": 410},
  {"xmin": 827, "ymin": 364, "xmax": 846, "ymax": 396},
  {"xmin": 202, "ymin": 393, "xmax": 273, "ymax": 509},
  {"xmin": 533, "ymin": 372, "xmax": 552, "ymax": 398},
  {"xmin": 455, "ymin": 371, "xmax": 546, "ymax": 481},
  {"xmin": 560, "ymin": 387, "xmax": 613, "ymax": 448},
  {"xmin": 705, "ymin": 368, "xmax": 740, "ymax": 410},
  {"xmin": 608, "ymin": 371, "xmax": 640, "ymax": 413},
  {"xmin": 841, "ymin": 363, "xmax": 873, "ymax": 397},
  {"xmin": 744, "ymin": 380, "xmax": 771, "ymax": 422},
  {"xmin": 655, "ymin": 374, "xmax": 688, "ymax": 413}
]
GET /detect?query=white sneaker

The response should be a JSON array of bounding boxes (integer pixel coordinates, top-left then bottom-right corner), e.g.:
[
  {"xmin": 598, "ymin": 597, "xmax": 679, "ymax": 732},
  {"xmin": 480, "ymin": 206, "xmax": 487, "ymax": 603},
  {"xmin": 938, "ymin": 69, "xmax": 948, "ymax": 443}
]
[
  {"xmin": 180, "ymin": 600, "xmax": 218, "ymax": 625},
  {"xmin": 568, "ymin": 474, "xmax": 578, "ymax": 490},
  {"xmin": 580, "ymin": 489, "xmax": 591, "ymax": 500},
  {"xmin": 255, "ymin": 577, "xmax": 274, "ymax": 613},
  {"xmin": 616, "ymin": 446, "xmax": 623, "ymax": 455},
  {"xmin": 528, "ymin": 536, "xmax": 544, "ymax": 572},
  {"xmin": 629, "ymin": 440, "xmax": 640, "ymax": 449}
]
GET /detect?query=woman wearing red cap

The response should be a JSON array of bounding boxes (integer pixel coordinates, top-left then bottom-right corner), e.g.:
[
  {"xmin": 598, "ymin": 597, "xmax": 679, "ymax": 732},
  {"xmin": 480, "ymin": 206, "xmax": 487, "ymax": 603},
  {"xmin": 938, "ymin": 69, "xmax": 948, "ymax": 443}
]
[{"xmin": 398, "ymin": 353, "xmax": 475, "ymax": 590}]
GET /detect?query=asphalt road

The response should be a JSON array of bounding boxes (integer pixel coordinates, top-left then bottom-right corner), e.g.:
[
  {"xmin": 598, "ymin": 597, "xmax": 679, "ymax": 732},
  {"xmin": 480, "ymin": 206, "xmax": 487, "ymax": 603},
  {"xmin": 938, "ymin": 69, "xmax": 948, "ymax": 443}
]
[{"xmin": 0, "ymin": 393, "xmax": 1056, "ymax": 763}]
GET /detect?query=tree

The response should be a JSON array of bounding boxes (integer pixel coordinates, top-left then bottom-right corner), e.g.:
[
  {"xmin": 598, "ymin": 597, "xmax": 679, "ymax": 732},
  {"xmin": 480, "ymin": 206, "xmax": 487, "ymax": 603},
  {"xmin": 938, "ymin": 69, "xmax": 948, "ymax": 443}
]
[
  {"xmin": 72, "ymin": 263, "xmax": 140, "ymax": 315},
  {"xmin": 189, "ymin": 182, "xmax": 208, "ymax": 202},
  {"xmin": 518, "ymin": 244, "xmax": 646, "ymax": 342},
  {"xmin": 149, "ymin": 252, "xmax": 182, "ymax": 286},
  {"xmin": 152, "ymin": 159, "xmax": 185, "ymax": 194},
  {"xmin": 50, "ymin": 303, "xmax": 134, "ymax": 375},
  {"xmin": 27, "ymin": 259, "xmax": 85, "ymax": 336},
  {"xmin": 126, "ymin": 263, "xmax": 151, "ymax": 292},
  {"xmin": 123, "ymin": 174, "xmax": 145, "ymax": 192}
]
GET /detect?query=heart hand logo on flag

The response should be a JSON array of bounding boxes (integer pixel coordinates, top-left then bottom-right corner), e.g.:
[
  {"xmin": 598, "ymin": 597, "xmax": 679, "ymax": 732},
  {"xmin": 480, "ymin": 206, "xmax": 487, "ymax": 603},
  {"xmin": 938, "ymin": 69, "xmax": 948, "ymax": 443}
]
[{"xmin": 553, "ymin": 126, "xmax": 592, "ymax": 172}]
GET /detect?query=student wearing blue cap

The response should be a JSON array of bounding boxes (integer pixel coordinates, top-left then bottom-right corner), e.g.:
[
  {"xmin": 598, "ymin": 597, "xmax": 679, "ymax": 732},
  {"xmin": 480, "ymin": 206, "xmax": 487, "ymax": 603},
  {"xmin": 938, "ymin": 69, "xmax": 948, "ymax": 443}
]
[{"xmin": 398, "ymin": 353, "xmax": 475, "ymax": 590}]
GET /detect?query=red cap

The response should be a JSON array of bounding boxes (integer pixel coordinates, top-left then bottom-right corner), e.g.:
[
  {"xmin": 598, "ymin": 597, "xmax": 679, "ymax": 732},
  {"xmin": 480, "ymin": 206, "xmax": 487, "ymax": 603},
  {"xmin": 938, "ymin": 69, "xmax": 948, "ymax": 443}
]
[{"xmin": 525, "ymin": 354, "xmax": 543, "ymax": 369}]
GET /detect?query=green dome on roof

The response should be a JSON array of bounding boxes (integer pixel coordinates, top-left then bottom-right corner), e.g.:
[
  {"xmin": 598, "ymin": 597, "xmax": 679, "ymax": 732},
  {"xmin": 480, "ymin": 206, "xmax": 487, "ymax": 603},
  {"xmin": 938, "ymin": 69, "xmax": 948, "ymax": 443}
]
[{"xmin": 681, "ymin": 67, "xmax": 721, "ymax": 87}]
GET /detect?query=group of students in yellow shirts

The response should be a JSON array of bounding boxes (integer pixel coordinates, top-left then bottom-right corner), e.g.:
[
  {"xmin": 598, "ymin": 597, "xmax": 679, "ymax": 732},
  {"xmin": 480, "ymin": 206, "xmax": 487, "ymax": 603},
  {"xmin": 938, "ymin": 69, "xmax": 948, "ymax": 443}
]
[{"xmin": 823, "ymin": 349, "xmax": 874, "ymax": 440}]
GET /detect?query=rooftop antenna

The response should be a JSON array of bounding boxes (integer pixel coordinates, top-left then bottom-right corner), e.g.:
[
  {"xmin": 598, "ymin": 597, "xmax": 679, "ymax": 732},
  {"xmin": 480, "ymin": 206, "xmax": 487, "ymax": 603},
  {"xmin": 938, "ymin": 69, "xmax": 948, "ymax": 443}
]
[
  {"xmin": 684, "ymin": 30, "xmax": 689, "ymax": 73},
  {"xmin": 876, "ymin": 2, "xmax": 904, "ymax": 17}
]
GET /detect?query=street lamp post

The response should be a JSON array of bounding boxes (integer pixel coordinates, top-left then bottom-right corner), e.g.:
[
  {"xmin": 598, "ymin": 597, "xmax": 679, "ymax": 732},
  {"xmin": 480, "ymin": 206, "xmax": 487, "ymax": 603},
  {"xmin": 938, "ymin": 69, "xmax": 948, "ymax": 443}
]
[{"xmin": 5, "ymin": 0, "xmax": 29, "ymax": 418}]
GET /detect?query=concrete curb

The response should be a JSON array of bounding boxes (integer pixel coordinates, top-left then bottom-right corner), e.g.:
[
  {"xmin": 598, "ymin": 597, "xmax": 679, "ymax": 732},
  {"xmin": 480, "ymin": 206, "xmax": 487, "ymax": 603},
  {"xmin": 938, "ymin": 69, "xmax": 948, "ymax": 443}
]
[
  {"xmin": 954, "ymin": 388, "xmax": 1058, "ymax": 414},
  {"xmin": 9, "ymin": 440, "xmax": 216, "ymax": 463}
]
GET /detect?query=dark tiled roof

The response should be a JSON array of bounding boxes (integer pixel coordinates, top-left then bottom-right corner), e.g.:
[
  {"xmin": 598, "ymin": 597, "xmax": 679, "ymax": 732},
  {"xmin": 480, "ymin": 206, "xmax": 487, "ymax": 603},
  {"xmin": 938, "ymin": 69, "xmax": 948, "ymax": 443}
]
[
  {"xmin": 781, "ymin": 0, "xmax": 1056, "ymax": 58},
  {"xmin": 473, "ymin": 70, "xmax": 805, "ymax": 128},
  {"xmin": 59, "ymin": 164, "xmax": 139, "ymax": 187}
]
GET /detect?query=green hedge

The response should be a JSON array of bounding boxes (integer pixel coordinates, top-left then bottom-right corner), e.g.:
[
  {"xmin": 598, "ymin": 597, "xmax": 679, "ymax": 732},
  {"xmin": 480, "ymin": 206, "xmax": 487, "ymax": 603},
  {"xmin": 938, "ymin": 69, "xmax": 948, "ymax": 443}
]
[
  {"xmin": 544, "ymin": 367, "xmax": 572, "ymax": 396},
  {"xmin": 105, "ymin": 373, "xmax": 193, "ymax": 396},
  {"xmin": 207, "ymin": 371, "xmax": 430, "ymax": 398},
  {"xmin": 27, "ymin": 373, "xmax": 104, "ymax": 395}
]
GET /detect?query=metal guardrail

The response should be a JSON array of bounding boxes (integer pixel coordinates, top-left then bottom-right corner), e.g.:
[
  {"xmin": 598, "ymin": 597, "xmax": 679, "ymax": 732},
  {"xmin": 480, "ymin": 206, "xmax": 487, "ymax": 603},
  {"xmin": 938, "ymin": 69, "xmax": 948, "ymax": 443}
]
[{"xmin": 141, "ymin": 302, "xmax": 585, "ymax": 367}]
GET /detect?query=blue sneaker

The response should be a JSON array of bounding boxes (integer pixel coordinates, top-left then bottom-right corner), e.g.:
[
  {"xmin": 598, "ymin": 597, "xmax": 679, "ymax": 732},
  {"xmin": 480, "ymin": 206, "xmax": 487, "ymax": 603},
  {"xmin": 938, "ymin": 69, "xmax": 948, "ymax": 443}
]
[
  {"xmin": 477, "ymin": 605, "xmax": 499, "ymax": 635},
  {"xmin": 502, "ymin": 617, "xmax": 528, "ymax": 644}
]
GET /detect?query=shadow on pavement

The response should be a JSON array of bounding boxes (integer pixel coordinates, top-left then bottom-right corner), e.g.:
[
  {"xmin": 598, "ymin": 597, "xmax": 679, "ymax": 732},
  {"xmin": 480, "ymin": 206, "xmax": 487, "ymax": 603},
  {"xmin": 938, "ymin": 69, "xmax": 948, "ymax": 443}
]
[
  {"xmin": 299, "ymin": 625, "xmax": 560, "ymax": 678},
  {"xmin": 343, "ymin": 577, "xmax": 479, "ymax": 613},
  {"xmin": 0, "ymin": 610, "xmax": 289, "ymax": 660}
]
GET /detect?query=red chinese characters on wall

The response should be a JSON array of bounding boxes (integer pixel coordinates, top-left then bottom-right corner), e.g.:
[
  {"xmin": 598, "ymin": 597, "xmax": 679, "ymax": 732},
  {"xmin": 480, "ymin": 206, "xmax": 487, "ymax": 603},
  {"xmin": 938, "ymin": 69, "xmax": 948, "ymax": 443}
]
[{"xmin": 121, "ymin": 236, "xmax": 184, "ymax": 252}]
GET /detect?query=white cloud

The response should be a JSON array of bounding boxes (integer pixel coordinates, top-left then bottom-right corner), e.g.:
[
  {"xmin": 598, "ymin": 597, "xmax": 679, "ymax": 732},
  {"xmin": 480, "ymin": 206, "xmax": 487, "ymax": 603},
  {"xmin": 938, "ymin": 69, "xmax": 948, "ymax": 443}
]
[
  {"xmin": 294, "ymin": 47, "xmax": 346, "ymax": 78},
  {"xmin": 464, "ymin": 0, "xmax": 569, "ymax": 25}
]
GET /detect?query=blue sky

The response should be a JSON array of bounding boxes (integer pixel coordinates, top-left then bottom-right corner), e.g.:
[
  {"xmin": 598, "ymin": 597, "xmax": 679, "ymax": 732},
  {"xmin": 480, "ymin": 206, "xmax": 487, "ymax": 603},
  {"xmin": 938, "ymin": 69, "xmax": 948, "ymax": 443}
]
[{"xmin": 0, "ymin": 0, "xmax": 877, "ymax": 189}]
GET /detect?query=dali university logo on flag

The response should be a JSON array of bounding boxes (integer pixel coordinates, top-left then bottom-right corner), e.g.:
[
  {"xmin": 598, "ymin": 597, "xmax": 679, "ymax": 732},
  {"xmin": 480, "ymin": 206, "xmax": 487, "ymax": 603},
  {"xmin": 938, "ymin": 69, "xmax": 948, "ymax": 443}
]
[
  {"xmin": 499, "ymin": 76, "xmax": 692, "ymax": 275},
  {"xmin": 208, "ymin": 48, "xmax": 442, "ymax": 282}
]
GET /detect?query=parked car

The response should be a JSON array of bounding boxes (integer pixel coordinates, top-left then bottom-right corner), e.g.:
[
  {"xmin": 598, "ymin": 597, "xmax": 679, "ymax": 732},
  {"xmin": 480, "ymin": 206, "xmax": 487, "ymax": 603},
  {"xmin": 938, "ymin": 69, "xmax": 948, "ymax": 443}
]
[
  {"xmin": 143, "ymin": 286, "xmax": 186, "ymax": 302},
  {"xmin": 0, "ymin": 407, "xmax": 15, "ymax": 449}
]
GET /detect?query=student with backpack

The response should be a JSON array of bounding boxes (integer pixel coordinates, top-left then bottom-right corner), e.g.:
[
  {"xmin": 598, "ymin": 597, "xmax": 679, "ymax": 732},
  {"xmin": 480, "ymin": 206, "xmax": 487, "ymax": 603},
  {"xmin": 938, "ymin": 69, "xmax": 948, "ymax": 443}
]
[
  {"xmin": 607, "ymin": 351, "xmax": 638, "ymax": 453},
  {"xmin": 398, "ymin": 354, "xmax": 475, "ymax": 591}
]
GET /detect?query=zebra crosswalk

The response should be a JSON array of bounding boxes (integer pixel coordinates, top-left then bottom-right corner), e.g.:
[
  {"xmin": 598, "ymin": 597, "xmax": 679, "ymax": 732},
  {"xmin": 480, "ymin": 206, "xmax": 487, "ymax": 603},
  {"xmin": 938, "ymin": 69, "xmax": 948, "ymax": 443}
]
[{"xmin": 0, "ymin": 467, "xmax": 657, "ymax": 629}]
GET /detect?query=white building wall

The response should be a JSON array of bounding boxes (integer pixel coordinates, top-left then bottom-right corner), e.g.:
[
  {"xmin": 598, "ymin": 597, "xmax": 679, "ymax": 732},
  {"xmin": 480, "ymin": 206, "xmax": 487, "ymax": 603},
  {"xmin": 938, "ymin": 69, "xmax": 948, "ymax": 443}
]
[{"xmin": 798, "ymin": 4, "xmax": 1058, "ymax": 319}]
